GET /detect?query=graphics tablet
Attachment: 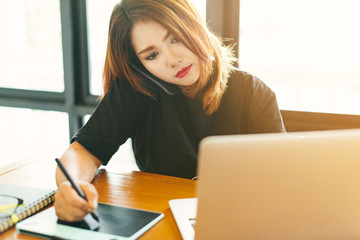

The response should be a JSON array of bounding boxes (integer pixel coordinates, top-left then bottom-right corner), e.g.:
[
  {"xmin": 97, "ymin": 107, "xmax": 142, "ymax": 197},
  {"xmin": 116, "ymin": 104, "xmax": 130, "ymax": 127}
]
[{"xmin": 16, "ymin": 203, "xmax": 163, "ymax": 240}]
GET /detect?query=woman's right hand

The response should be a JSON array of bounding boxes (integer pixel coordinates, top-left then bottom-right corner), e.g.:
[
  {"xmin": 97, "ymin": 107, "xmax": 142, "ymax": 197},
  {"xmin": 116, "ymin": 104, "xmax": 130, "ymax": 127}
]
[{"xmin": 54, "ymin": 180, "xmax": 98, "ymax": 222}]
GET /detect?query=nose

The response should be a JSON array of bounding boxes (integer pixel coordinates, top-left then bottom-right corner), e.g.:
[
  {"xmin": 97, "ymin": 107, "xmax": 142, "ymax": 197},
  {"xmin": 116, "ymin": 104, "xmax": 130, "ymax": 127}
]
[{"xmin": 166, "ymin": 49, "xmax": 182, "ymax": 68}]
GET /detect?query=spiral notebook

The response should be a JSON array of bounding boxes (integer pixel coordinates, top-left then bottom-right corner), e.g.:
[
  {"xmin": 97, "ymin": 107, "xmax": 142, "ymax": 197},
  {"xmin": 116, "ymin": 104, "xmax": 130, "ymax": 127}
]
[{"xmin": 0, "ymin": 184, "xmax": 56, "ymax": 233}]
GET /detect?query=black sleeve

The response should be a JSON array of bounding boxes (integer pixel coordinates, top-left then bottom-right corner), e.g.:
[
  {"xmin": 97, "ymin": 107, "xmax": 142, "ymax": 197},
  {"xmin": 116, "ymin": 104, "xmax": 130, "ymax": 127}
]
[
  {"xmin": 239, "ymin": 72, "xmax": 286, "ymax": 133},
  {"xmin": 72, "ymin": 79, "xmax": 148, "ymax": 165}
]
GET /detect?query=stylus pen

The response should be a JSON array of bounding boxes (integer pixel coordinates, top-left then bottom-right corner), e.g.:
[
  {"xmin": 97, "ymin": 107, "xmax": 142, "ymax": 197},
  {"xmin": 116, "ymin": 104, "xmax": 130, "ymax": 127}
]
[{"xmin": 55, "ymin": 158, "xmax": 100, "ymax": 222}]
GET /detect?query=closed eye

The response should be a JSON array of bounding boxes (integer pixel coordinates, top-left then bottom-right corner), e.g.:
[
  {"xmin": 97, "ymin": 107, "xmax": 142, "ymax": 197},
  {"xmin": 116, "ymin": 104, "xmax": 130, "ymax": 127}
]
[
  {"xmin": 171, "ymin": 37, "xmax": 179, "ymax": 44},
  {"xmin": 146, "ymin": 52, "xmax": 159, "ymax": 60}
]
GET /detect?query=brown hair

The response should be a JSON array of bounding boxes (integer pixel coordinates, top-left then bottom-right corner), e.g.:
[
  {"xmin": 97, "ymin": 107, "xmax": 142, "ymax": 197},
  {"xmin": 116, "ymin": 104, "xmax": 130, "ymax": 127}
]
[{"xmin": 103, "ymin": 0, "xmax": 235, "ymax": 115}]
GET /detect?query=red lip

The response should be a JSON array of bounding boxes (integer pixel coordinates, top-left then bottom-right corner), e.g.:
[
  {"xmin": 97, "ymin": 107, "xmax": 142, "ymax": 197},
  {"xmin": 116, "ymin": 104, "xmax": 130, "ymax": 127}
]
[{"xmin": 175, "ymin": 65, "xmax": 192, "ymax": 78}]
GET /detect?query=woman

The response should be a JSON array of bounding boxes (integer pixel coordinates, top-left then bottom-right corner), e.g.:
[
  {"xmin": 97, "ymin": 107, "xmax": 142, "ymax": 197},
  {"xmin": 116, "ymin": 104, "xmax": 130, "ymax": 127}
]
[{"xmin": 55, "ymin": 0, "xmax": 285, "ymax": 221}]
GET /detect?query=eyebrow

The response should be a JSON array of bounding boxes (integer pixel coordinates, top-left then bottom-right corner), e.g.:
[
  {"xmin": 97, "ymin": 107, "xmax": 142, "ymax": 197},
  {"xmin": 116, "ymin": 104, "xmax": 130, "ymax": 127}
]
[
  {"xmin": 138, "ymin": 31, "xmax": 171, "ymax": 55},
  {"xmin": 162, "ymin": 31, "xmax": 171, "ymax": 41}
]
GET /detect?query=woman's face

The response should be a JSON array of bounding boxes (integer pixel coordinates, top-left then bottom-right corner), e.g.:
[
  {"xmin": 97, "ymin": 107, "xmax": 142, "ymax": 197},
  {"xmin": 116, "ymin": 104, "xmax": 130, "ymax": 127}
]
[{"xmin": 131, "ymin": 19, "xmax": 201, "ymax": 86}]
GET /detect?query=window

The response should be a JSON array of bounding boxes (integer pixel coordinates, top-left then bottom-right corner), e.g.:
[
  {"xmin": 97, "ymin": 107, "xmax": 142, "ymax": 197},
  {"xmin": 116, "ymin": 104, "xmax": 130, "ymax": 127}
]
[
  {"xmin": 1, "ymin": 0, "xmax": 208, "ymax": 173},
  {"xmin": 0, "ymin": 107, "xmax": 69, "ymax": 170},
  {"xmin": 0, "ymin": 1, "xmax": 63, "ymax": 92},
  {"xmin": 0, "ymin": 1, "xmax": 68, "ymax": 171},
  {"xmin": 239, "ymin": 0, "xmax": 360, "ymax": 115},
  {"xmin": 87, "ymin": 0, "xmax": 119, "ymax": 96}
]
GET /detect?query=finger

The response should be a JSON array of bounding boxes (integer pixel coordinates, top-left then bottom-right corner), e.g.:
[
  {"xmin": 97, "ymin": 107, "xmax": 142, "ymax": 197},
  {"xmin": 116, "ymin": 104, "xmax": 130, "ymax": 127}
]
[
  {"xmin": 61, "ymin": 181, "xmax": 91, "ymax": 211},
  {"xmin": 55, "ymin": 182, "xmax": 90, "ymax": 221},
  {"xmin": 79, "ymin": 182, "xmax": 99, "ymax": 211},
  {"xmin": 55, "ymin": 191, "xmax": 88, "ymax": 221}
]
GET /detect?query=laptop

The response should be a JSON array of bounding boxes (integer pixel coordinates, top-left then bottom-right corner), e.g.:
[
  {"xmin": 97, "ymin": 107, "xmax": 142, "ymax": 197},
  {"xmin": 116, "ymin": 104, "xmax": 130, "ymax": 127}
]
[{"xmin": 170, "ymin": 129, "xmax": 360, "ymax": 239}]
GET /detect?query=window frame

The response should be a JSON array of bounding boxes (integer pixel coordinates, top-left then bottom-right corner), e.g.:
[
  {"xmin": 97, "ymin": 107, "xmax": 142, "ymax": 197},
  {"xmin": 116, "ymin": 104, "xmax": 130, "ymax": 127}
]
[
  {"xmin": 0, "ymin": 0, "xmax": 98, "ymax": 139},
  {"xmin": 1, "ymin": 0, "xmax": 357, "ymax": 140}
]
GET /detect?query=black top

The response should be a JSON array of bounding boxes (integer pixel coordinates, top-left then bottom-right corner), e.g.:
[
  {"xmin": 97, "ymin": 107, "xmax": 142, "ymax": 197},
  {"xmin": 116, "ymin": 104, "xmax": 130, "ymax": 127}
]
[{"xmin": 73, "ymin": 70, "xmax": 285, "ymax": 179}]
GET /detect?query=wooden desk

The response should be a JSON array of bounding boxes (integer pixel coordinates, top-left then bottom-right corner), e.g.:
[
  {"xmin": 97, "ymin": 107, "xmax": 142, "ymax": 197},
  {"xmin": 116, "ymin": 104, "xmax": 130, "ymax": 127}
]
[{"xmin": 0, "ymin": 158, "xmax": 196, "ymax": 240}]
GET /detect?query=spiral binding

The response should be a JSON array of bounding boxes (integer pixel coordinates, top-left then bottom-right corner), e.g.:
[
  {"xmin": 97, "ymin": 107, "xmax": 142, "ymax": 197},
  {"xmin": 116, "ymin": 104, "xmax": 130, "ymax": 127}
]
[{"xmin": 0, "ymin": 190, "xmax": 56, "ymax": 233}]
